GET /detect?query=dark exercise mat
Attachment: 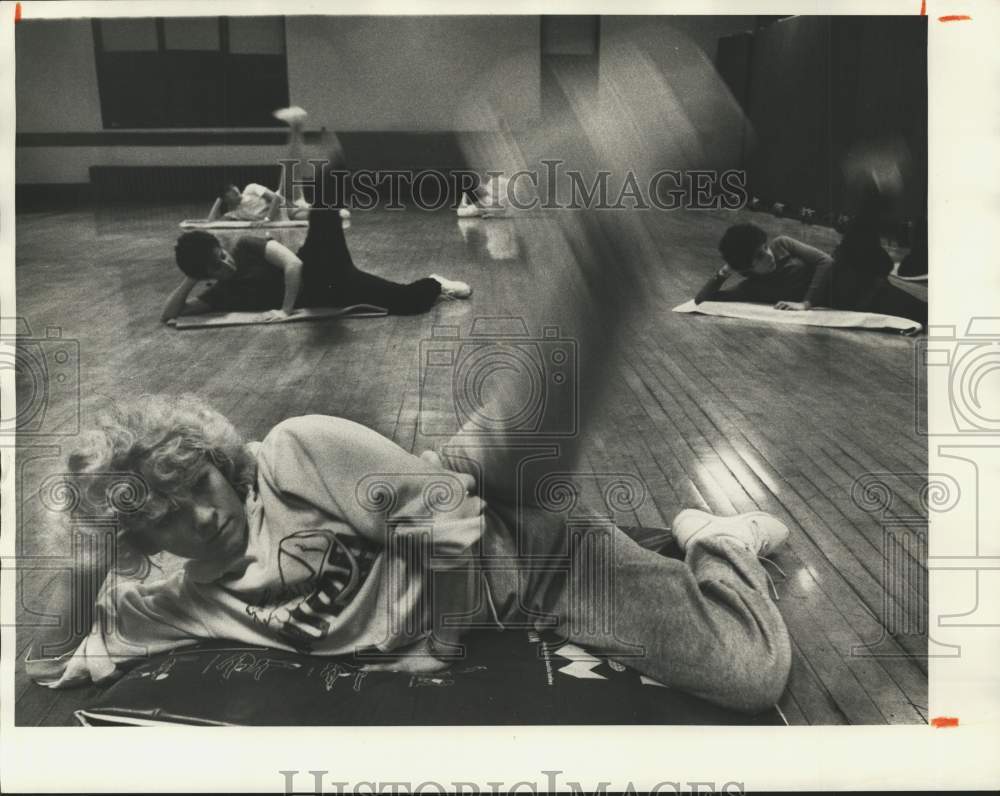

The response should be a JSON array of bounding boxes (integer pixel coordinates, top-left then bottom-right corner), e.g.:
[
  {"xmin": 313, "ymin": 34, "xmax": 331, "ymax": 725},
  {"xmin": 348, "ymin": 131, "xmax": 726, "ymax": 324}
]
[
  {"xmin": 74, "ymin": 526, "xmax": 784, "ymax": 726},
  {"xmin": 76, "ymin": 629, "xmax": 783, "ymax": 726}
]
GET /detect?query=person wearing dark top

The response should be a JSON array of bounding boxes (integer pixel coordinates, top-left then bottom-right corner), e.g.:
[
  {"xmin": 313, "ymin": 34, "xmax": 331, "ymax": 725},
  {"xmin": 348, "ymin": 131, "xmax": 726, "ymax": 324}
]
[
  {"xmin": 162, "ymin": 141, "xmax": 471, "ymax": 323},
  {"xmin": 694, "ymin": 228, "xmax": 834, "ymax": 308},
  {"xmin": 696, "ymin": 211, "xmax": 927, "ymax": 327}
]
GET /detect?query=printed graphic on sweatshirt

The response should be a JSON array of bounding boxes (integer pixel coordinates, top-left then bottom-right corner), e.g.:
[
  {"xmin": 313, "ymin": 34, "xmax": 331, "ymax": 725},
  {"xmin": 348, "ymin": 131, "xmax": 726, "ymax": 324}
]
[{"xmin": 245, "ymin": 529, "xmax": 379, "ymax": 649}]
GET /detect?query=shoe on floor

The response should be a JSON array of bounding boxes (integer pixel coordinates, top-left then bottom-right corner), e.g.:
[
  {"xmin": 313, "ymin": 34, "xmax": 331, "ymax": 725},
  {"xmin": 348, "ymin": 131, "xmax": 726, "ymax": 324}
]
[
  {"xmin": 273, "ymin": 106, "xmax": 309, "ymax": 125},
  {"xmin": 457, "ymin": 195, "xmax": 484, "ymax": 217},
  {"xmin": 671, "ymin": 509, "xmax": 789, "ymax": 556},
  {"xmin": 430, "ymin": 273, "xmax": 472, "ymax": 299},
  {"xmin": 339, "ymin": 208, "xmax": 351, "ymax": 219},
  {"xmin": 457, "ymin": 203, "xmax": 484, "ymax": 218},
  {"xmin": 479, "ymin": 176, "xmax": 509, "ymax": 215},
  {"xmin": 895, "ymin": 252, "xmax": 927, "ymax": 281}
]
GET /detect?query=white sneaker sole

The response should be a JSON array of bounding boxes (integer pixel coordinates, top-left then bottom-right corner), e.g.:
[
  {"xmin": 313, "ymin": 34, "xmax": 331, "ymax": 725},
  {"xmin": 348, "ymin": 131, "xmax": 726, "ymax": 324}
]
[{"xmin": 672, "ymin": 509, "xmax": 789, "ymax": 555}]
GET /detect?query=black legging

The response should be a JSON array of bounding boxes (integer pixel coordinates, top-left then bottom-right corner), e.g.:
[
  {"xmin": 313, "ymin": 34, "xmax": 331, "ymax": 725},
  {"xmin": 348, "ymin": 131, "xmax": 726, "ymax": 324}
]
[
  {"xmin": 866, "ymin": 280, "xmax": 927, "ymax": 327},
  {"xmin": 830, "ymin": 188, "xmax": 926, "ymax": 326},
  {"xmin": 294, "ymin": 155, "xmax": 441, "ymax": 315}
]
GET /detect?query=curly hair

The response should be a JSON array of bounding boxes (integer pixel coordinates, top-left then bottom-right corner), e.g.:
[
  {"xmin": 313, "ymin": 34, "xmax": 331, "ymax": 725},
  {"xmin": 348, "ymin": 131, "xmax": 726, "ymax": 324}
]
[
  {"xmin": 718, "ymin": 223, "xmax": 768, "ymax": 272},
  {"xmin": 174, "ymin": 230, "xmax": 221, "ymax": 279},
  {"xmin": 63, "ymin": 395, "xmax": 257, "ymax": 565}
]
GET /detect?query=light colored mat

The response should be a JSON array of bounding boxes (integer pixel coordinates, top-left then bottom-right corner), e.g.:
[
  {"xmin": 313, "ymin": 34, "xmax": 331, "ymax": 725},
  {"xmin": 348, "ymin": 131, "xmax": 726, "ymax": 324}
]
[
  {"xmin": 890, "ymin": 261, "xmax": 928, "ymax": 283},
  {"xmin": 673, "ymin": 300, "xmax": 922, "ymax": 333},
  {"xmin": 168, "ymin": 304, "xmax": 388, "ymax": 329},
  {"xmin": 179, "ymin": 219, "xmax": 309, "ymax": 229},
  {"xmin": 887, "ymin": 270, "xmax": 928, "ymax": 303}
]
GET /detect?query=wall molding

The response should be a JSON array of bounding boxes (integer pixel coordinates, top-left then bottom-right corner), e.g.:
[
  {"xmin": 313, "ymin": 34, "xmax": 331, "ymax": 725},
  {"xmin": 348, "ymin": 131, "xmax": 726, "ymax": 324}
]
[{"xmin": 18, "ymin": 130, "xmax": 318, "ymax": 147}]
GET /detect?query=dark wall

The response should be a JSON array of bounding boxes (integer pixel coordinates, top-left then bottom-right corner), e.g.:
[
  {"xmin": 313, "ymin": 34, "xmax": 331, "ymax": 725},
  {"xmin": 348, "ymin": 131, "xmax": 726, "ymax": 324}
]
[{"xmin": 730, "ymin": 16, "xmax": 927, "ymax": 220}]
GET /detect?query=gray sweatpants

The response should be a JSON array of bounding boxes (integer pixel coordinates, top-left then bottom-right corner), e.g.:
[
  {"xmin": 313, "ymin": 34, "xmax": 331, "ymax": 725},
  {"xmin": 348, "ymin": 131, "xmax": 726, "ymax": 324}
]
[
  {"xmin": 437, "ymin": 442, "xmax": 792, "ymax": 714},
  {"xmin": 431, "ymin": 199, "xmax": 791, "ymax": 713}
]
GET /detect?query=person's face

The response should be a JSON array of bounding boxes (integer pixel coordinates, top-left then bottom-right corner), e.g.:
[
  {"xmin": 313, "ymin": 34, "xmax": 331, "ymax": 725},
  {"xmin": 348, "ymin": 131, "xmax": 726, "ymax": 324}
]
[
  {"xmin": 222, "ymin": 185, "xmax": 242, "ymax": 210},
  {"xmin": 135, "ymin": 462, "xmax": 248, "ymax": 566},
  {"xmin": 746, "ymin": 243, "xmax": 776, "ymax": 276},
  {"xmin": 207, "ymin": 246, "xmax": 237, "ymax": 280}
]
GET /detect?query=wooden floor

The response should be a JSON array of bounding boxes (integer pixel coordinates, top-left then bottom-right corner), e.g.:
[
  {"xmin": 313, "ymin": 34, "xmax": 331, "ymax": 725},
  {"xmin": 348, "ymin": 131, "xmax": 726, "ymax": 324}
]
[{"xmin": 12, "ymin": 201, "xmax": 928, "ymax": 725}]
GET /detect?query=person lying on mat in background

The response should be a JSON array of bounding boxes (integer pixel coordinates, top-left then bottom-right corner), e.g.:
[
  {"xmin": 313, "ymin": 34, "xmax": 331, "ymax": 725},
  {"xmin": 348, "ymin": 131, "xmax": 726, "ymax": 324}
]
[
  {"xmin": 208, "ymin": 181, "xmax": 285, "ymax": 223},
  {"xmin": 694, "ymin": 224, "xmax": 834, "ymax": 309},
  {"xmin": 205, "ymin": 106, "xmax": 347, "ymax": 223},
  {"xmin": 696, "ymin": 218, "xmax": 926, "ymax": 326},
  {"xmin": 696, "ymin": 168, "xmax": 926, "ymax": 327},
  {"xmin": 162, "ymin": 137, "xmax": 471, "ymax": 323}
]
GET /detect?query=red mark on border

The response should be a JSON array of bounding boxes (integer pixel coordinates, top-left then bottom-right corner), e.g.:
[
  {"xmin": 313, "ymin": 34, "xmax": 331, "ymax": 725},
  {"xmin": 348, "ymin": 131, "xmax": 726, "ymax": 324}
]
[
  {"xmin": 920, "ymin": 0, "xmax": 926, "ymax": 14},
  {"xmin": 939, "ymin": 14, "xmax": 971, "ymax": 21},
  {"xmin": 15, "ymin": 2, "xmax": 21, "ymax": 22},
  {"xmin": 931, "ymin": 716, "xmax": 959, "ymax": 727}
]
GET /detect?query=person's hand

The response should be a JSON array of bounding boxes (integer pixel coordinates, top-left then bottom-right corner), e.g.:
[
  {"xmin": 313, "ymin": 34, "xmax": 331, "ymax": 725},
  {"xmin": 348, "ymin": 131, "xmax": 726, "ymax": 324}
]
[
  {"xmin": 717, "ymin": 264, "xmax": 733, "ymax": 279},
  {"xmin": 418, "ymin": 449, "xmax": 445, "ymax": 469},
  {"xmin": 260, "ymin": 308, "xmax": 297, "ymax": 323},
  {"xmin": 272, "ymin": 603, "xmax": 329, "ymax": 650},
  {"xmin": 360, "ymin": 637, "xmax": 451, "ymax": 674},
  {"xmin": 775, "ymin": 301, "xmax": 812, "ymax": 311}
]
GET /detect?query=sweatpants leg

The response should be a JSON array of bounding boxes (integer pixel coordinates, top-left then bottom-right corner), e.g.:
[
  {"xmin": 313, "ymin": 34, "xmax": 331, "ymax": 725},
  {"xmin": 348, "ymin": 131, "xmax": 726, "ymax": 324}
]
[{"xmin": 483, "ymin": 508, "xmax": 791, "ymax": 713}]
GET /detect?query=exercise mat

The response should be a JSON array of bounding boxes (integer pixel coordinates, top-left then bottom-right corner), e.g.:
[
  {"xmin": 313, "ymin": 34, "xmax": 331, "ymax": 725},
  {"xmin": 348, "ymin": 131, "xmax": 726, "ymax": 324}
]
[
  {"xmin": 674, "ymin": 299, "xmax": 921, "ymax": 333},
  {"xmin": 168, "ymin": 304, "xmax": 388, "ymax": 329},
  {"xmin": 75, "ymin": 629, "xmax": 784, "ymax": 726}
]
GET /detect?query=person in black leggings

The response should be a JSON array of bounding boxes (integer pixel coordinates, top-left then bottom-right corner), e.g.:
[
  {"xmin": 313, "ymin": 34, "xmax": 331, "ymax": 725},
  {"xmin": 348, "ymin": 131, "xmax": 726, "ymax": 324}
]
[
  {"xmin": 163, "ymin": 135, "xmax": 470, "ymax": 323},
  {"xmin": 695, "ymin": 177, "xmax": 926, "ymax": 327}
]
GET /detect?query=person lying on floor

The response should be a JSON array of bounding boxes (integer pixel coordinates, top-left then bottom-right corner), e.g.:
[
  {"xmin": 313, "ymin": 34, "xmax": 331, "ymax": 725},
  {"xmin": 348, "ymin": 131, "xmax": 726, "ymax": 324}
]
[
  {"xmin": 30, "ymin": 389, "xmax": 792, "ymax": 714},
  {"xmin": 695, "ymin": 180, "xmax": 927, "ymax": 326},
  {"xmin": 41, "ymin": 231, "xmax": 792, "ymax": 714},
  {"xmin": 209, "ymin": 181, "xmax": 285, "ymax": 223},
  {"xmin": 162, "ymin": 139, "xmax": 471, "ymax": 323},
  {"xmin": 37, "ymin": 78, "xmax": 795, "ymax": 714},
  {"xmin": 206, "ymin": 106, "xmax": 348, "ymax": 223}
]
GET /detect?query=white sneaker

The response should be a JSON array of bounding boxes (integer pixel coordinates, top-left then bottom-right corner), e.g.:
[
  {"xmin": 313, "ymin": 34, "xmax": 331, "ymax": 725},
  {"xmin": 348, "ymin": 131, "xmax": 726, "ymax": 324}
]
[
  {"xmin": 339, "ymin": 208, "xmax": 351, "ymax": 219},
  {"xmin": 671, "ymin": 509, "xmax": 789, "ymax": 556},
  {"xmin": 457, "ymin": 203, "xmax": 484, "ymax": 218},
  {"xmin": 273, "ymin": 106, "xmax": 309, "ymax": 125},
  {"xmin": 457, "ymin": 195, "xmax": 483, "ymax": 217},
  {"xmin": 430, "ymin": 274, "xmax": 472, "ymax": 299},
  {"xmin": 479, "ymin": 176, "xmax": 509, "ymax": 216}
]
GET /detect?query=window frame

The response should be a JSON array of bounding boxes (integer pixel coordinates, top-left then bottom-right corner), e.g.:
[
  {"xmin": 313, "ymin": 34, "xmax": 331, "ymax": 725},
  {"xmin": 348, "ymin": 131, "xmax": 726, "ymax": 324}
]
[{"xmin": 91, "ymin": 17, "xmax": 289, "ymax": 130}]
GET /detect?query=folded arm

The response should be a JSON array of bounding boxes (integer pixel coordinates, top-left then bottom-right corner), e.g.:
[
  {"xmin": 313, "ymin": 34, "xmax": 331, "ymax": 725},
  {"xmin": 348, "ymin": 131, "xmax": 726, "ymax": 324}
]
[
  {"xmin": 258, "ymin": 416, "xmax": 484, "ymax": 552},
  {"xmin": 695, "ymin": 264, "xmax": 735, "ymax": 304},
  {"xmin": 771, "ymin": 236, "xmax": 834, "ymax": 310},
  {"xmin": 263, "ymin": 188, "xmax": 284, "ymax": 222},
  {"xmin": 161, "ymin": 276, "xmax": 212, "ymax": 322},
  {"xmin": 207, "ymin": 198, "xmax": 224, "ymax": 222},
  {"xmin": 29, "ymin": 564, "xmax": 209, "ymax": 688},
  {"xmin": 261, "ymin": 239, "xmax": 304, "ymax": 319}
]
